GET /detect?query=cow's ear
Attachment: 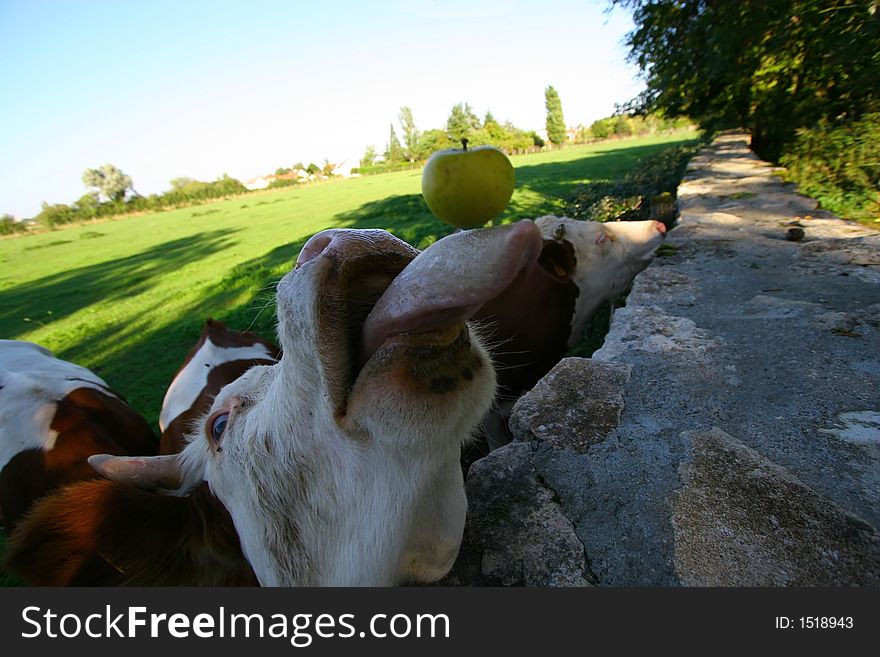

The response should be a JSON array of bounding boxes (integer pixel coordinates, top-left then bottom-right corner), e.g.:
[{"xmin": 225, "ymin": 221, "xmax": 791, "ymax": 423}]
[
  {"xmin": 537, "ymin": 239, "xmax": 576, "ymax": 281},
  {"xmin": 4, "ymin": 479, "xmax": 256, "ymax": 586}
]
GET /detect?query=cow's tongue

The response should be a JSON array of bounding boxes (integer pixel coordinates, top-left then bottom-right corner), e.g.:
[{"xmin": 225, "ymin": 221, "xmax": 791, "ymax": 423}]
[{"xmin": 361, "ymin": 220, "xmax": 542, "ymax": 360}]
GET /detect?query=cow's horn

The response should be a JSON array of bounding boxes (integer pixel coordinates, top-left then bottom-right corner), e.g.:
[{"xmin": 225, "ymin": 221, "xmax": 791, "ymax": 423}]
[{"xmin": 88, "ymin": 454, "xmax": 184, "ymax": 493}]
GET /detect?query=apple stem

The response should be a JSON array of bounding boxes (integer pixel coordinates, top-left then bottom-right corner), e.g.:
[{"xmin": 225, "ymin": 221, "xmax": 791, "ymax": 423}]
[{"xmin": 461, "ymin": 138, "xmax": 468, "ymax": 152}]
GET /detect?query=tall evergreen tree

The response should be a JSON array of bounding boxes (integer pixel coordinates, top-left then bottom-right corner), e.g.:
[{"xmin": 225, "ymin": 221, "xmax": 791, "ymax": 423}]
[
  {"xmin": 385, "ymin": 124, "xmax": 404, "ymax": 163},
  {"xmin": 398, "ymin": 106, "xmax": 420, "ymax": 162},
  {"xmin": 544, "ymin": 86, "xmax": 567, "ymax": 145},
  {"xmin": 446, "ymin": 103, "xmax": 481, "ymax": 143}
]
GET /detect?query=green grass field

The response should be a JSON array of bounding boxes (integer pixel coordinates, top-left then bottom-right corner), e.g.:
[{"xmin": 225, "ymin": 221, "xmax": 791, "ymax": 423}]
[
  {"xmin": 0, "ymin": 131, "xmax": 698, "ymax": 584},
  {"xmin": 0, "ymin": 132, "xmax": 697, "ymax": 430}
]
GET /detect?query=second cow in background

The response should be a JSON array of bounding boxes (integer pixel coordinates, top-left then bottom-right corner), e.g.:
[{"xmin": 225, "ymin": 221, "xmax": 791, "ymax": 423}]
[
  {"xmin": 472, "ymin": 215, "xmax": 667, "ymax": 452},
  {"xmin": 159, "ymin": 319, "xmax": 280, "ymax": 454}
]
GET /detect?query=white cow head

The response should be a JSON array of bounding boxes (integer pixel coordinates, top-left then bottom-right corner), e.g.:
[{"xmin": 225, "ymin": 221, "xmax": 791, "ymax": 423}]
[
  {"xmin": 535, "ymin": 215, "xmax": 667, "ymax": 346},
  {"xmin": 91, "ymin": 223, "xmax": 542, "ymax": 586}
]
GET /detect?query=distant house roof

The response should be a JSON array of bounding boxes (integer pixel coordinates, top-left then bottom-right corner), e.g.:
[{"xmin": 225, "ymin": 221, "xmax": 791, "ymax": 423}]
[{"xmin": 242, "ymin": 174, "xmax": 277, "ymax": 191}]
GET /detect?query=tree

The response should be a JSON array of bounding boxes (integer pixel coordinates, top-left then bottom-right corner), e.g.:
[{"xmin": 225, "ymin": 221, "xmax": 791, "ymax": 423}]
[
  {"xmin": 385, "ymin": 124, "xmax": 405, "ymax": 163},
  {"xmin": 398, "ymin": 106, "xmax": 421, "ymax": 162},
  {"xmin": 612, "ymin": 115, "xmax": 633, "ymax": 137},
  {"xmin": 170, "ymin": 177, "xmax": 197, "ymax": 190},
  {"xmin": 82, "ymin": 164, "xmax": 133, "ymax": 202},
  {"xmin": 483, "ymin": 110, "xmax": 506, "ymax": 141},
  {"xmin": 414, "ymin": 129, "xmax": 455, "ymax": 161},
  {"xmin": 571, "ymin": 124, "xmax": 592, "ymax": 143},
  {"xmin": 544, "ymin": 86, "xmax": 567, "ymax": 145},
  {"xmin": 35, "ymin": 202, "xmax": 76, "ymax": 228},
  {"xmin": 360, "ymin": 145, "xmax": 377, "ymax": 168},
  {"xmin": 590, "ymin": 117, "xmax": 614, "ymax": 140},
  {"xmin": 612, "ymin": 0, "xmax": 880, "ymax": 161},
  {"xmin": 446, "ymin": 103, "xmax": 481, "ymax": 142},
  {"xmin": 73, "ymin": 192, "xmax": 100, "ymax": 219},
  {"xmin": 0, "ymin": 213, "xmax": 26, "ymax": 235}
]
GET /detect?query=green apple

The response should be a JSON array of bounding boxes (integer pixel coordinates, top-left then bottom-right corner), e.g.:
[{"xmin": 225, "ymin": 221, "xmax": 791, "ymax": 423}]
[{"xmin": 421, "ymin": 139, "xmax": 515, "ymax": 228}]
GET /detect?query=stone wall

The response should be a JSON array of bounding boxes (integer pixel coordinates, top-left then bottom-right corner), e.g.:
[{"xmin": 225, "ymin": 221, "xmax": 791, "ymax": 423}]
[{"xmin": 444, "ymin": 133, "xmax": 880, "ymax": 586}]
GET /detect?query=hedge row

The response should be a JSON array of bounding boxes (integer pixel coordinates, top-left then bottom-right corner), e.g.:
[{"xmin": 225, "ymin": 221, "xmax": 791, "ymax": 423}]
[
  {"xmin": 780, "ymin": 113, "xmax": 880, "ymax": 224},
  {"xmin": 30, "ymin": 175, "xmax": 250, "ymax": 228}
]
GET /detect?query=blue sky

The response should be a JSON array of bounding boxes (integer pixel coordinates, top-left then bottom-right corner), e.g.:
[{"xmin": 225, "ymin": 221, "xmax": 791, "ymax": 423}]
[{"xmin": 0, "ymin": 0, "xmax": 642, "ymax": 218}]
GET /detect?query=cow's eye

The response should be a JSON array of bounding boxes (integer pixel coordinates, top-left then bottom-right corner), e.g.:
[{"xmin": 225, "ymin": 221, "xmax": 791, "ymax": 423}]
[{"xmin": 209, "ymin": 412, "xmax": 229, "ymax": 447}]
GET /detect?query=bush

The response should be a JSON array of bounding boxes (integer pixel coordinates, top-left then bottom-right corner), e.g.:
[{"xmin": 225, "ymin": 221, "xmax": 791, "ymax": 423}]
[
  {"xmin": 12, "ymin": 174, "xmax": 252, "ymax": 233},
  {"xmin": 355, "ymin": 161, "xmax": 422, "ymax": 176},
  {"xmin": 0, "ymin": 215, "xmax": 28, "ymax": 235},
  {"xmin": 587, "ymin": 114, "xmax": 694, "ymax": 143},
  {"xmin": 268, "ymin": 178, "xmax": 300, "ymax": 189},
  {"xmin": 34, "ymin": 202, "xmax": 77, "ymax": 228},
  {"xmin": 152, "ymin": 175, "xmax": 248, "ymax": 209},
  {"xmin": 780, "ymin": 113, "xmax": 880, "ymax": 224},
  {"xmin": 568, "ymin": 142, "xmax": 703, "ymax": 223}
]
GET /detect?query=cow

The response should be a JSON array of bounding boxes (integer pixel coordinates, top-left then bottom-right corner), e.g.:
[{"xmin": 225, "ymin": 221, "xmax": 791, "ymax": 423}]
[
  {"xmin": 159, "ymin": 319, "xmax": 280, "ymax": 454},
  {"xmin": 0, "ymin": 322, "xmax": 273, "ymax": 586},
  {"xmin": 0, "ymin": 340, "xmax": 158, "ymax": 536},
  {"xmin": 6, "ymin": 222, "xmax": 543, "ymax": 586},
  {"xmin": 150, "ymin": 318, "xmax": 281, "ymax": 586},
  {"xmin": 470, "ymin": 215, "xmax": 667, "ymax": 453}
]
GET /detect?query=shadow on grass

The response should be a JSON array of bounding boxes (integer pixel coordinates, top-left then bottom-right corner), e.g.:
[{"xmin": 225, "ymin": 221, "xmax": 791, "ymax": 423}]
[
  {"xmin": 0, "ymin": 137, "xmax": 698, "ymax": 585},
  {"xmin": 2, "ymin": 139, "xmax": 701, "ymax": 426},
  {"xmin": 0, "ymin": 230, "xmax": 239, "ymax": 337},
  {"xmin": 512, "ymin": 138, "xmax": 701, "ymax": 214}
]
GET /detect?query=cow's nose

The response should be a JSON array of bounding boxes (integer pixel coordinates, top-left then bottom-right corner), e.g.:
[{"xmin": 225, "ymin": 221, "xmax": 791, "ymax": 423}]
[
  {"xmin": 653, "ymin": 220, "xmax": 667, "ymax": 234},
  {"xmin": 296, "ymin": 230, "xmax": 340, "ymax": 269}
]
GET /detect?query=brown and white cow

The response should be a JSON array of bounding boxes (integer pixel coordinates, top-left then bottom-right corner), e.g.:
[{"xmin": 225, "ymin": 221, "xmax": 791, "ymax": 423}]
[
  {"xmin": 7, "ymin": 222, "xmax": 543, "ymax": 586},
  {"xmin": 534, "ymin": 216, "xmax": 667, "ymax": 348},
  {"xmin": 159, "ymin": 319, "xmax": 280, "ymax": 454},
  {"xmin": 471, "ymin": 215, "xmax": 667, "ymax": 450},
  {"xmin": 2, "ymin": 323, "xmax": 275, "ymax": 586},
  {"xmin": 0, "ymin": 340, "xmax": 158, "ymax": 535}
]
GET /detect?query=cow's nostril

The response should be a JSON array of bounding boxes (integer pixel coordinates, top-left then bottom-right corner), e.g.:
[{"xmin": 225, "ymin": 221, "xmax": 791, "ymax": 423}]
[
  {"xmin": 296, "ymin": 230, "xmax": 338, "ymax": 269},
  {"xmin": 654, "ymin": 221, "xmax": 667, "ymax": 234}
]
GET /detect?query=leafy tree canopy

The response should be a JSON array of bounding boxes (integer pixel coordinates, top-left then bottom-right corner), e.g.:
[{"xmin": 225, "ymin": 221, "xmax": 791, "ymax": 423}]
[
  {"xmin": 612, "ymin": 0, "xmax": 880, "ymax": 160},
  {"xmin": 82, "ymin": 163, "xmax": 133, "ymax": 202},
  {"xmin": 361, "ymin": 145, "xmax": 378, "ymax": 168}
]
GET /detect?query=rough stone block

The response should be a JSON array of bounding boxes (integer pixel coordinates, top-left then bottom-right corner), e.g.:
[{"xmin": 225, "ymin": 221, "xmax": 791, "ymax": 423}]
[
  {"xmin": 509, "ymin": 357, "xmax": 631, "ymax": 453},
  {"xmin": 671, "ymin": 428, "xmax": 880, "ymax": 586},
  {"xmin": 442, "ymin": 442, "xmax": 593, "ymax": 587}
]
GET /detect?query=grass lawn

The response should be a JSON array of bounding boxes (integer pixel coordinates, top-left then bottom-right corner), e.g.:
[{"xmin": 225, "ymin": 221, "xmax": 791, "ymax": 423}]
[
  {"xmin": 0, "ymin": 132, "xmax": 697, "ymax": 429},
  {"xmin": 0, "ymin": 130, "xmax": 698, "ymax": 583}
]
